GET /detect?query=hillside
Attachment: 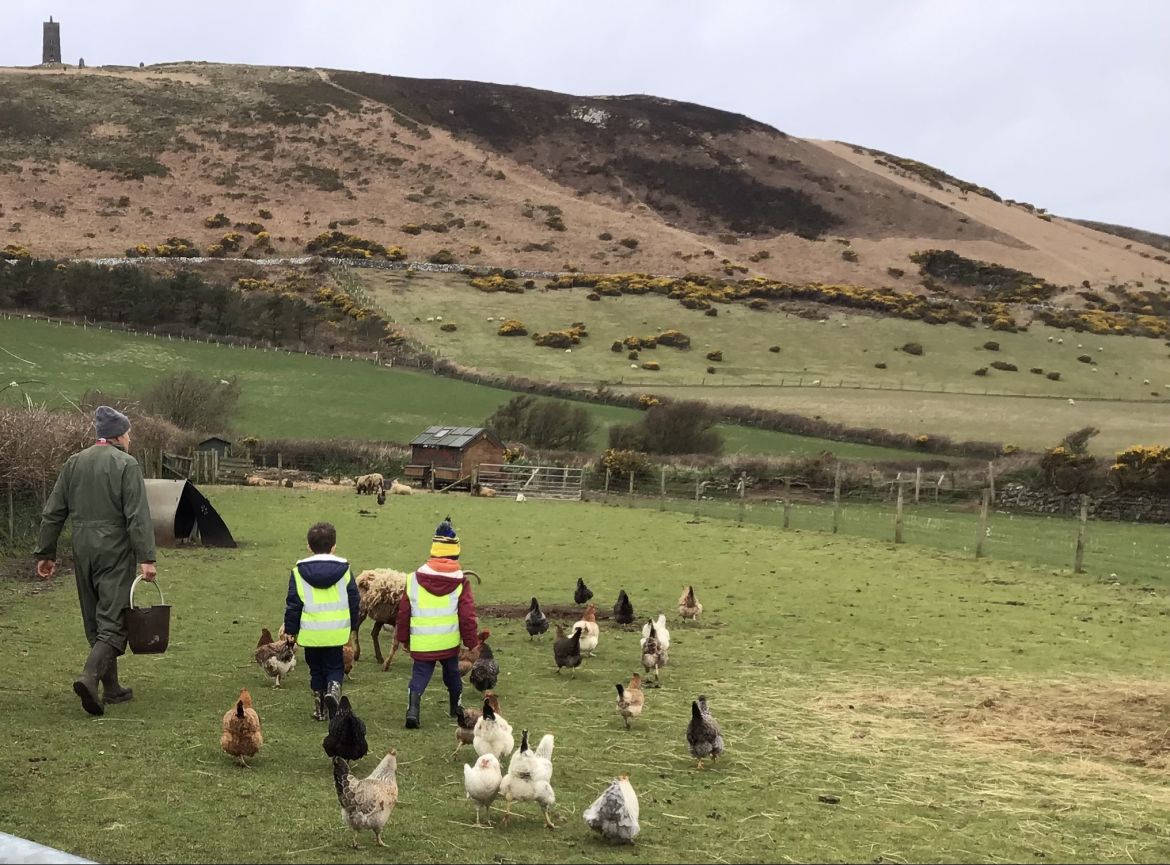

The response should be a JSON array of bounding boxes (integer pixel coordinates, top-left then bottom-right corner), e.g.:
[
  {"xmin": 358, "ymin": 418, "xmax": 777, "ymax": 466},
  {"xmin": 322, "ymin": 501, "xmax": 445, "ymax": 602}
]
[{"xmin": 2, "ymin": 63, "xmax": 1169, "ymax": 293}]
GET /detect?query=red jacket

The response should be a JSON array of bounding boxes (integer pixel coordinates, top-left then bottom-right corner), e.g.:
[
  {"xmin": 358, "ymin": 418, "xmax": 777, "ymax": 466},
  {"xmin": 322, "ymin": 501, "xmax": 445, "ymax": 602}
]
[{"xmin": 395, "ymin": 557, "xmax": 479, "ymax": 661}]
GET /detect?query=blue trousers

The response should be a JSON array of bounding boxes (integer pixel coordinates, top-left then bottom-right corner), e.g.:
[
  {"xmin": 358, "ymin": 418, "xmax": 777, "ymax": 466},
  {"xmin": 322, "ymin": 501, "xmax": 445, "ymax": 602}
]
[
  {"xmin": 304, "ymin": 646, "xmax": 344, "ymax": 692},
  {"xmin": 409, "ymin": 655, "xmax": 462, "ymax": 700}
]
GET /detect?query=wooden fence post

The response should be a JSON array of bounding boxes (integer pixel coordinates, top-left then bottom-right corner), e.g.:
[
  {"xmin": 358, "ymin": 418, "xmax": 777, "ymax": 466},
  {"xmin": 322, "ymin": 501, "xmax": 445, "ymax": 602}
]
[
  {"xmin": 659, "ymin": 465, "xmax": 666, "ymax": 512},
  {"xmin": 987, "ymin": 461, "xmax": 996, "ymax": 503},
  {"xmin": 694, "ymin": 476, "xmax": 702, "ymax": 520},
  {"xmin": 915, "ymin": 466, "xmax": 922, "ymax": 504},
  {"xmin": 604, "ymin": 467, "xmax": 612, "ymax": 504},
  {"xmin": 1074, "ymin": 494, "xmax": 1088, "ymax": 573},
  {"xmin": 277, "ymin": 453, "xmax": 283, "ymax": 470},
  {"xmin": 894, "ymin": 482, "xmax": 905, "ymax": 544},
  {"xmin": 832, "ymin": 463, "xmax": 842, "ymax": 534},
  {"xmin": 213, "ymin": 451, "xmax": 220, "ymax": 484},
  {"xmin": 737, "ymin": 473, "xmax": 746, "ymax": 525},
  {"xmin": 975, "ymin": 489, "xmax": 990, "ymax": 558},
  {"xmin": 935, "ymin": 472, "xmax": 945, "ymax": 502},
  {"xmin": 628, "ymin": 472, "xmax": 634, "ymax": 507},
  {"xmin": 6, "ymin": 483, "xmax": 13, "ymax": 541},
  {"xmin": 782, "ymin": 480, "xmax": 791, "ymax": 530}
]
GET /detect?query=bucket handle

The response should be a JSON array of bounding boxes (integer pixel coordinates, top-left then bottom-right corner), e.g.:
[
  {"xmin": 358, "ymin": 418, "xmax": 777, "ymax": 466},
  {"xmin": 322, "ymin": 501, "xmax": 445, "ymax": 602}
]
[{"xmin": 130, "ymin": 576, "xmax": 165, "ymax": 608}]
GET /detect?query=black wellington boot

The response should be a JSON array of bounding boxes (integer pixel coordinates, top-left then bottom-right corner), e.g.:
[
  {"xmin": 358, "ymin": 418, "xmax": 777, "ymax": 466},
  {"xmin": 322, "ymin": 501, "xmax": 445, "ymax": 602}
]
[
  {"xmin": 405, "ymin": 690, "xmax": 422, "ymax": 729},
  {"xmin": 448, "ymin": 690, "xmax": 462, "ymax": 719},
  {"xmin": 74, "ymin": 642, "xmax": 115, "ymax": 716},
  {"xmin": 100, "ymin": 656, "xmax": 134, "ymax": 705}
]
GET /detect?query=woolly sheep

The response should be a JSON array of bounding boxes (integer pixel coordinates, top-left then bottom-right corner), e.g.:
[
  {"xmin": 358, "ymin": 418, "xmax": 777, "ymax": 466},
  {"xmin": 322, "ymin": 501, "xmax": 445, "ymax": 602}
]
[
  {"xmin": 426, "ymin": 316, "xmax": 435, "ymax": 322},
  {"xmin": 389, "ymin": 478, "xmax": 413, "ymax": 495},
  {"xmin": 1047, "ymin": 336, "xmax": 1054, "ymax": 342},
  {"xmin": 353, "ymin": 568, "xmax": 410, "ymax": 666},
  {"xmin": 355, "ymin": 473, "xmax": 384, "ymax": 495},
  {"xmin": 1068, "ymin": 398, "xmax": 1076, "ymax": 405},
  {"xmin": 565, "ymin": 348, "xmax": 572, "ymax": 353},
  {"xmin": 1144, "ymin": 379, "xmax": 1151, "ymax": 385},
  {"xmin": 1057, "ymin": 338, "xmax": 1064, "ymax": 344}
]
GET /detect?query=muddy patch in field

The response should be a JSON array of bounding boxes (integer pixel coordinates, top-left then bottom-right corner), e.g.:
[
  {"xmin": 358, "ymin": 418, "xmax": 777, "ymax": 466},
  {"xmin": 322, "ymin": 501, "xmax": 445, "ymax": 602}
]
[{"xmin": 817, "ymin": 678, "xmax": 1170, "ymax": 769}]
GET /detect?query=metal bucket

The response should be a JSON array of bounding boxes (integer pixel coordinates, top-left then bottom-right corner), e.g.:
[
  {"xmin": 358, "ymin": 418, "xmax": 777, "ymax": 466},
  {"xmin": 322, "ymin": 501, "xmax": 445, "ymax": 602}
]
[{"xmin": 125, "ymin": 576, "xmax": 170, "ymax": 655}]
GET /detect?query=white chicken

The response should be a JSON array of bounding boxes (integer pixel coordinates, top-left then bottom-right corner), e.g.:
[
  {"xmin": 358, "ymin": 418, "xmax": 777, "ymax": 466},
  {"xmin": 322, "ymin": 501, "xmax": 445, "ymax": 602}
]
[
  {"xmin": 500, "ymin": 730, "xmax": 556, "ymax": 829},
  {"xmin": 463, "ymin": 753, "xmax": 502, "ymax": 827},
  {"xmin": 640, "ymin": 614, "xmax": 670, "ymax": 653},
  {"xmin": 572, "ymin": 603, "xmax": 600, "ymax": 656},
  {"xmin": 473, "ymin": 697, "xmax": 515, "ymax": 761},
  {"xmin": 583, "ymin": 775, "xmax": 640, "ymax": 844}
]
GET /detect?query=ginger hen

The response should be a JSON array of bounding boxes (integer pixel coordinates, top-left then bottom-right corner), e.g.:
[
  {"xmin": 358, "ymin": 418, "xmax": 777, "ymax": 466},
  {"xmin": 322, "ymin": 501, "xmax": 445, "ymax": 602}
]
[{"xmin": 220, "ymin": 687, "xmax": 262, "ymax": 768}]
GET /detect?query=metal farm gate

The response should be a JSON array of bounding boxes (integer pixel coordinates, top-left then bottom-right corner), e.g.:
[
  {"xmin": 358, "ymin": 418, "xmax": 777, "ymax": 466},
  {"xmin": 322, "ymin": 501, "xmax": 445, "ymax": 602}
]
[{"xmin": 475, "ymin": 464, "xmax": 584, "ymax": 500}]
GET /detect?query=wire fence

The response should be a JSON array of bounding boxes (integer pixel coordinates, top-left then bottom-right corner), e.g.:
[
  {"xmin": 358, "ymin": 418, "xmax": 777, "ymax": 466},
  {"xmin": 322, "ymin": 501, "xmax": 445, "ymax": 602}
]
[{"xmin": 585, "ymin": 474, "xmax": 1170, "ymax": 585}]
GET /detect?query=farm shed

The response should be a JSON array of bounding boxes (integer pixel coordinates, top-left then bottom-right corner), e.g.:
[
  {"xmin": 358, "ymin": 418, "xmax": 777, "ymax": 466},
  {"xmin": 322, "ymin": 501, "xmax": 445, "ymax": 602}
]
[
  {"xmin": 196, "ymin": 436, "xmax": 232, "ymax": 458},
  {"xmin": 144, "ymin": 479, "xmax": 237, "ymax": 548},
  {"xmin": 405, "ymin": 426, "xmax": 504, "ymax": 489}
]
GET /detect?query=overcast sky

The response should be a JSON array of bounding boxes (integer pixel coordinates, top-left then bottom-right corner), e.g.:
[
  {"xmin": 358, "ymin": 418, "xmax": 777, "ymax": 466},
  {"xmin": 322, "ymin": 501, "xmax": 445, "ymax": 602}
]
[{"xmin": 4, "ymin": 1, "xmax": 1168, "ymax": 233}]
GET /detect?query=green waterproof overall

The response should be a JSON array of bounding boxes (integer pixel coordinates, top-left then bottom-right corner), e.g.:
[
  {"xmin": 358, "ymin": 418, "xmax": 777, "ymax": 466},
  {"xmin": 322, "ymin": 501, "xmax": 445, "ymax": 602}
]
[{"xmin": 34, "ymin": 442, "xmax": 156, "ymax": 654}]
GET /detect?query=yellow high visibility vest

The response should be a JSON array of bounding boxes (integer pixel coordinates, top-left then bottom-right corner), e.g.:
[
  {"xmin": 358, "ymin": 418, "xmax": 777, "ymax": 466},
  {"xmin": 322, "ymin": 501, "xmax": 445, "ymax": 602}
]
[
  {"xmin": 293, "ymin": 565, "xmax": 353, "ymax": 647},
  {"xmin": 408, "ymin": 571, "xmax": 462, "ymax": 653}
]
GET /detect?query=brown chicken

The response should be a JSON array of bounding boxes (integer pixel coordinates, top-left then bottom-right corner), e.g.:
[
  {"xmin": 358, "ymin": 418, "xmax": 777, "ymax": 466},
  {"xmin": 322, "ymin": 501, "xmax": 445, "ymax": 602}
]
[
  {"xmin": 678, "ymin": 585, "xmax": 703, "ymax": 622},
  {"xmin": 342, "ymin": 633, "xmax": 355, "ymax": 680},
  {"xmin": 220, "ymin": 687, "xmax": 263, "ymax": 767},
  {"xmin": 255, "ymin": 628, "xmax": 297, "ymax": 688},
  {"xmin": 453, "ymin": 691, "xmax": 500, "ymax": 757},
  {"xmin": 459, "ymin": 629, "xmax": 492, "ymax": 678},
  {"xmin": 615, "ymin": 673, "xmax": 645, "ymax": 729}
]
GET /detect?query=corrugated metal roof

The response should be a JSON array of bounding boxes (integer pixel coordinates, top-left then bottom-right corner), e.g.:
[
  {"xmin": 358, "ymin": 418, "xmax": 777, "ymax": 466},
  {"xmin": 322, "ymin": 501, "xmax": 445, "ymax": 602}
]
[{"xmin": 410, "ymin": 426, "xmax": 489, "ymax": 448}]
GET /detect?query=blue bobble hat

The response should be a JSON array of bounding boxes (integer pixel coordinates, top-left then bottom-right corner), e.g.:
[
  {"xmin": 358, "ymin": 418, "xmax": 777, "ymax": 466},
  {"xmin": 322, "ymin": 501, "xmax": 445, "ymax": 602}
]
[{"xmin": 430, "ymin": 515, "xmax": 461, "ymax": 560}]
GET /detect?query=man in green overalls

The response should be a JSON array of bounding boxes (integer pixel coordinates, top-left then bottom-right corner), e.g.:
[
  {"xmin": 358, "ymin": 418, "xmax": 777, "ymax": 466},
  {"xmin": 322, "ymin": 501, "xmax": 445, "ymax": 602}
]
[{"xmin": 34, "ymin": 406, "xmax": 157, "ymax": 716}]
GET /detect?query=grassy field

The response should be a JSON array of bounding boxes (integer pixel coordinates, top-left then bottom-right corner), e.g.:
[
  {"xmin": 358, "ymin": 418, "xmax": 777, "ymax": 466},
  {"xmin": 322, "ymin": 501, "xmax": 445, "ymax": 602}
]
[
  {"xmin": 0, "ymin": 315, "xmax": 930, "ymax": 461},
  {"xmin": 3, "ymin": 487, "xmax": 1170, "ymax": 863},
  {"xmin": 360, "ymin": 270, "xmax": 1170, "ymax": 452}
]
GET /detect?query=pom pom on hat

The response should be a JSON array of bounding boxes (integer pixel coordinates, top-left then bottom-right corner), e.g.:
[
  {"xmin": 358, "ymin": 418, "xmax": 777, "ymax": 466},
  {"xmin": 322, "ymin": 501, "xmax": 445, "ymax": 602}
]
[{"xmin": 431, "ymin": 515, "xmax": 461, "ymax": 560}]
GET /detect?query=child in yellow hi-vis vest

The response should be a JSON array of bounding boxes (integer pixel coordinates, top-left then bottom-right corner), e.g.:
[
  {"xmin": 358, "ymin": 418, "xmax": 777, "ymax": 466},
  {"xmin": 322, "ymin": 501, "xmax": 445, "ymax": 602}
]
[
  {"xmin": 284, "ymin": 522, "xmax": 361, "ymax": 721},
  {"xmin": 395, "ymin": 516, "xmax": 479, "ymax": 729}
]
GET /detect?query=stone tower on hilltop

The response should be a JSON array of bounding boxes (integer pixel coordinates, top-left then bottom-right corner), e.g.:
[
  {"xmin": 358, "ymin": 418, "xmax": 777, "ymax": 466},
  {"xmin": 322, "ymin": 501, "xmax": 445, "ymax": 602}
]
[{"xmin": 43, "ymin": 16, "xmax": 61, "ymax": 65}]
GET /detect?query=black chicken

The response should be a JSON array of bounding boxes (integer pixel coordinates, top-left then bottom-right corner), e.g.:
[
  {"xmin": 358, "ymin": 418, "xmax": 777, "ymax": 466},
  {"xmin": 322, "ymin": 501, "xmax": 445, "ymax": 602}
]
[
  {"xmin": 574, "ymin": 578, "xmax": 594, "ymax": 606},
  {"xmin": 613, "ymin": 589, "xmax": 635, "ymax": 625},
  {"xmin": 553, "ymin": 624, "xmax": 583, "ymax": 676},
  {"xmin": 468, "ymin": 641, "xmax": 499, "ymax": 692},
  {"xmin": 524, "ymin": 597, "xmax": 549, "ymax": 639},
  {"xmin": 376, "ymin": 489, "xmax": 386, "ymax": 506},
  {"xmin": 323, "ymin": 695, "xmax": 368, "ymax": 762}
]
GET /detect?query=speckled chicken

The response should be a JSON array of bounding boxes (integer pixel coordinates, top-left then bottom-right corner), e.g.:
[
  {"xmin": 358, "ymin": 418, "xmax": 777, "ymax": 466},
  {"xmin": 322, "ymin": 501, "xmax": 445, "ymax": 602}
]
[
  {"xmin": 254, "ymin": 628, "xmax": 296, "ymax": 688},
  {"xmin": 468, "ymin": 639, "xmax": 499, "ymax": 693},
  {"xmin": 686, "ymin": 695, "xmax": 725, "ymax": 769},
  {"xmin": 640, "ymin": 622, "xmax": 668, "ymax": 686},
  {"xmin": 615, "ymin": 673, "xmax": 645, "ymax": 729},
  {"xmin": 454, "ymin": 691, "xmax": 500, "ymax": 757},
  {"xmin": 583, "ymin": 775, "xmax": 640, "ymax": 844},
  {"xmin": 613, "ymin": 589, "xmax": 635, "ymax": 626},
  {"xmin": 524, "ymin": 597, "xmax": 549, "ymax": 639},
  {"xmin": 220, "ymin": 687, "xmax": 262, "ymax": 767},
  {"xmin": 333, "ymin": 751, "xmax": 398, "ymax": 849}
]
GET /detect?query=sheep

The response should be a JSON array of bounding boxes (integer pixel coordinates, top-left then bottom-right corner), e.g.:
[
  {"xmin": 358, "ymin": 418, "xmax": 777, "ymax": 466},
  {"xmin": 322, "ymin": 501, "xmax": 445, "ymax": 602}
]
[
  {"xmin": 1047, "ymin": 336, "xmax": 1054, "ymax": 342},
  {"xmin": 426, "ymin": 316, "xmax": 435, "ymax": 322},
  {"xmin": 1144, "ymin": 379, "xmax": 1151, "ymax": 385},
  {"xmin": 565, "ymin": 348, "xmax": 572, "ymax": 353},
  {"xmin": 436, "ymin": 316, "xmax": 443, "ymax": 322},
  {"xmin": 516, "ymin": 493, "xmax": 527, "ymax": 503},
  {"xmin": 474, "ymin": 483, "xmax": 498, "ymax": 498},
  {"xmin": 1057, "ymin": 338, "xmax": 1064, "ymax": 344},
  {"xmin": 1068, "ymin": 398, "xmax": 1076, "ymax": 405},
  {"xmin": 353, "ymin": 568, "xmax": 409, "ymax": 667},
  {"xmin": 354, "ymin": 473, "xmax": 385, "ymax": 495},
  {"xmin": 389, "ymin": 478, "xmax": 413, "ymax": 496}
]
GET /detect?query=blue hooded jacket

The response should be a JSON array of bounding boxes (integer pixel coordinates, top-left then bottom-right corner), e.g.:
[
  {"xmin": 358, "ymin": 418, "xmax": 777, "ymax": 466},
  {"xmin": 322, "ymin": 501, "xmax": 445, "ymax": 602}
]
[{"xmin": 284, "ymin": 553, "xmax": 361, "ymax": 639}]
